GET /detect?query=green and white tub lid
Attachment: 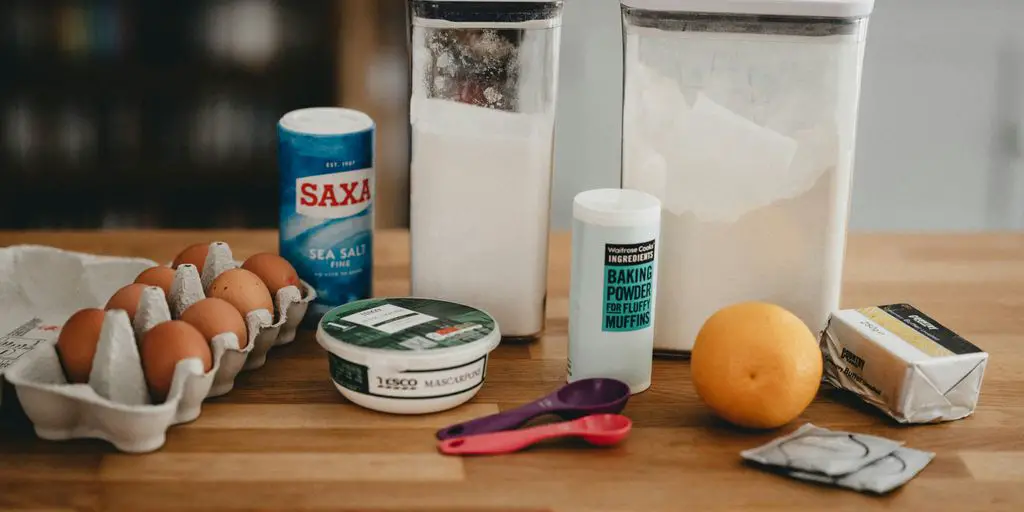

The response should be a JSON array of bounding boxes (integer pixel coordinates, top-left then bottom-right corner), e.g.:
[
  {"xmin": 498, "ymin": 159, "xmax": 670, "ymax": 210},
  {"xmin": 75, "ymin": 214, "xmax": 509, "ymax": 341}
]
[{"xmin": 317, "ymin": 297, "xmax": 501, "ymax": 368}]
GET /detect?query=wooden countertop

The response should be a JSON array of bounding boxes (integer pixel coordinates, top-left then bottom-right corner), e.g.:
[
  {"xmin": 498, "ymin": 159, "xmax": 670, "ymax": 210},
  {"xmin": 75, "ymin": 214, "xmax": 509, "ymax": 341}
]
[{"xmin": 1, "ymin": 230, "xmax": 1023, "ymax": 511}]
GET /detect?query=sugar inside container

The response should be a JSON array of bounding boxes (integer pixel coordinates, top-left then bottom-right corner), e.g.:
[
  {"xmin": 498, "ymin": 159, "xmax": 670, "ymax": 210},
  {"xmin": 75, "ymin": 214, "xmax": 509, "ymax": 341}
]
[
  {"xmin": 619, "ymin": 0, "xmax": 875, "ymax": 353},
  {"xmin": 407, "ymin": 0, "xmax": 564, "ymax": 341}
]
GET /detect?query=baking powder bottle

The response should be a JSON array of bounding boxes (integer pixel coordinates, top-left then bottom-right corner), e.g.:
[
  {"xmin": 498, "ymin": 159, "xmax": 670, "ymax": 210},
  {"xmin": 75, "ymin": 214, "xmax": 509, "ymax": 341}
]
[{"xmin": 568, "ymin": 188, "xmax": 661, "ymax": 394}]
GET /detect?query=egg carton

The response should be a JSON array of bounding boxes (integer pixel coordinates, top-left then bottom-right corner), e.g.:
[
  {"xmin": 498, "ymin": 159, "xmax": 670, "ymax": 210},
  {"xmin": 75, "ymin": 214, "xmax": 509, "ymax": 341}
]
[
  {"xmin": 185, "ymin": 241, "xmax": 317, "ymax": 375},
  {"xmin": 3, "ymin": 242, "xmax": 316, "ymax": 453}
]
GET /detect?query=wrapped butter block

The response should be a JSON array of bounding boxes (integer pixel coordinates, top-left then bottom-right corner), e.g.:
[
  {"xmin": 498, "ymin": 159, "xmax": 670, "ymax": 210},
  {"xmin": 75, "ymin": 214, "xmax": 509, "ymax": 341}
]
[{"xmin": 821, "ymin": 304, "xmax": 988, "ymax": 424}]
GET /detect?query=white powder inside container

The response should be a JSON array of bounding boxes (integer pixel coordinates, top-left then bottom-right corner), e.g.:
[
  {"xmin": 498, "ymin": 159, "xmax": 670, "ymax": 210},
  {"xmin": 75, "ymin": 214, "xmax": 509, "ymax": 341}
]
[
  {"xmin": 622, "ymin": 28, "xmax": 864, "ymax": 352},
  {"xmin": 410, "ymin": 98, "xmax": 555, "ymax": 337}
]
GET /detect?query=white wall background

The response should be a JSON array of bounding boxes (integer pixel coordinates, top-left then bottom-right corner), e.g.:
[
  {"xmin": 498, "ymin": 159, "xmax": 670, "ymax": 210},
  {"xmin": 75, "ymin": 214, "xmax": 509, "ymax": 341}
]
[{"xmin": 550, "ymin": 0, "xmax": 1024, "ymax": 232}]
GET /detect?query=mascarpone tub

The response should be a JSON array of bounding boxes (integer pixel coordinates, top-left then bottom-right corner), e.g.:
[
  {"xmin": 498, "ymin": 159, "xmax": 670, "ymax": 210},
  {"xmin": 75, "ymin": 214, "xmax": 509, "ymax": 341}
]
[{"xmin": 315, "ymin": 297, "xmax": 501, "ymax": 414}]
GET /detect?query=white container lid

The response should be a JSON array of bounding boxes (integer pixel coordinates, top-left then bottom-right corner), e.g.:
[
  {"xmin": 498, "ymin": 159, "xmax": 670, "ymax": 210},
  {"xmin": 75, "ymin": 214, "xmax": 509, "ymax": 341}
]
[
  {"xmin": 279, "ymin": 107, "xmax": 374, "ymax": 136},
  {"xmin": 316, "ymin": 297, "xmax": 501, "ymax": 372},
  {"xmin": 574, "ymin": 188, "xmax": 662, "ymax": 228},
  {"xmin": 620, "ymin": 0, "xmax": 875, "ymax": 18}
]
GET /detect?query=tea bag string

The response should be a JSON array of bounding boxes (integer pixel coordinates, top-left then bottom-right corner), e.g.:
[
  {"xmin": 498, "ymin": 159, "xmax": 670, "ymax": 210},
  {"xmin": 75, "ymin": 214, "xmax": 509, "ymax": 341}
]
[
  {"xmin": 862, "ymin": 451, "xmax": 909, "ymax": 475},
  {"xmin": 777, "ymin": 432, "xmax": 870, "ymax": 465}
]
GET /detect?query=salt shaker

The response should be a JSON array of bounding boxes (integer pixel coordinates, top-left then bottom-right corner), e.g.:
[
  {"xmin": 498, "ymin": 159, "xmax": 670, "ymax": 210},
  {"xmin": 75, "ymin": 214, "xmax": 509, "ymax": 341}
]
[{"xmin": 568, "ymin": 188, "xmax": 661, "ymax": 394}]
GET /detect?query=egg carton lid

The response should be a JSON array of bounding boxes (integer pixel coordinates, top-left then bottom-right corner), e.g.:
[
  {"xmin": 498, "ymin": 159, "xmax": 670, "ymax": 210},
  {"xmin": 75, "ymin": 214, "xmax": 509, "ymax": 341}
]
[
  {"xmin": 0, "ymin": 244, "xmax": 156, "ymax": 402},
  {"xmin": 316, "ymin": 297, "xmax": 502, "ymax": 372}
]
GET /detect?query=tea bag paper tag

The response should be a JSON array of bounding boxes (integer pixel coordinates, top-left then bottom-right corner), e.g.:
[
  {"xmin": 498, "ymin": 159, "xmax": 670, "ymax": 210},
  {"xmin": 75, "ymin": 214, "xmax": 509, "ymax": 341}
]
[
  {"xmin": 740, "ymin": 423, "xmax": 904, "ymax": 476},
  {"xmin": 201, "ymin": 242, "xmax": 238, "ymax": 292},
  {"xmin": 89, "ymin": 310, "xmax": 150, "ymax": 406},
  {"xmin": 788, "ymin": 447, "xmax": 935, "ymax": 494},
  {"xmin": 170, "ymin": 264, "xmax": 205, "ymax": 318}
]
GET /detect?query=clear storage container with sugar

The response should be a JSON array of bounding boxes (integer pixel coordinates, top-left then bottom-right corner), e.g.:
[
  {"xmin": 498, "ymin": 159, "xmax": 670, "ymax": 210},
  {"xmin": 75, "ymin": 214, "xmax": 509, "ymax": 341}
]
[
  {"xmin": 619, "ymin": 0, "xmax": 875, "ymax": 353},
  {"xmin": 408, "ymin": 0, "xmax": 564, "ymax": 341}
]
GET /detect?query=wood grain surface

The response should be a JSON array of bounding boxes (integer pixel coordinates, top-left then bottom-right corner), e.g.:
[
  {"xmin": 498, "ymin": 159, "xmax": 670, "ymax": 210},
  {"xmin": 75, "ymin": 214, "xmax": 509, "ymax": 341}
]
[{"xmin": 0, "ymin": 229, "xmax": 1022, "ymax": 512}]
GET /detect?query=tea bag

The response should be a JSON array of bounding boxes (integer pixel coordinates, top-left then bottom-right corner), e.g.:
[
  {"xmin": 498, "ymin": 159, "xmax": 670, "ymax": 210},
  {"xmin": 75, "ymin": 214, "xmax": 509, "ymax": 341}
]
[
  {"xmin": 787, "ymin": 447, "xmax": 935, "ymax": 494},
  {"xmin": 740, "ymin": 423, "xmax": 903, "ymax": 476}
]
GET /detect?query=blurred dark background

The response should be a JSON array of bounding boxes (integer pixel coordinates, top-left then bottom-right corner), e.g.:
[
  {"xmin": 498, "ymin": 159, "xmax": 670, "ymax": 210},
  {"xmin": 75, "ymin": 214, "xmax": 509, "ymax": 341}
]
[
  {"xmin": 1, "ymin": 0, "xmax": 410, "ymax": 230},
  {"xmin": 3, "ymin": 0, "xmax": 1023, "ymax": 232}
]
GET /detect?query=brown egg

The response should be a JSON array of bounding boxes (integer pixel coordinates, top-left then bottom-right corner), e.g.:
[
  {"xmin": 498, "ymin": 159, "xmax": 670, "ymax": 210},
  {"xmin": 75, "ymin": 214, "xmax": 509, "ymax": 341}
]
[
  {"xmin": 241, "ymin": 253, "xmax": 300, "ymax": 296},
  {"xmin": 134, "ymin": 266, "xmax": 175, "ymax": 295},
  {"xmin": 208, "ymin": 268, "xmax": 274, "ymax": 316},
  {"xmin": 105, "ymin": 283, "xmax": 150, "ymax": 321},
  {"xmin": 180, "ymin": 297, "xmax": 249, "ymax": 349},
  {"xmin": 55, "ymin": 308, "xmax": 106, "ymax": 383},
  {"xmin": 173, "ymin": 243, "xmax": 210, "ymax": 273},
  {"xmin": 141, "ymin": 320, "xmax": 213, "ymax": 402}
]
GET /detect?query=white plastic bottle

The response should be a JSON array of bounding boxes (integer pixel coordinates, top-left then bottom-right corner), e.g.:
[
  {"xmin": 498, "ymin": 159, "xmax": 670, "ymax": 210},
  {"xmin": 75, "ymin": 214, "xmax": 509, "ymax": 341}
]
[{"xmin": 568, "ymin": 188, "xmax": 661, "ymax": 394}]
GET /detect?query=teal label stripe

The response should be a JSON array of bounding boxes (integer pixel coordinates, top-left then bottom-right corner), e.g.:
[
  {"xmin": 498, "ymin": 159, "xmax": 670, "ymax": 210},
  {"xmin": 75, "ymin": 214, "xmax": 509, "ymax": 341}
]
[{"xmin": 602, "ymin": 240, "xmax": 656, "ymax": 332}]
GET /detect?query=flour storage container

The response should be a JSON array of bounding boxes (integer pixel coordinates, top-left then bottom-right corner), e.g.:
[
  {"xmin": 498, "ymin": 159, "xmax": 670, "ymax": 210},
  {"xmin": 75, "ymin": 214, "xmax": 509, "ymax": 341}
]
[
  {"xmin": 620, "ymin": 0, "xmax": 875, "ymax": 353},
  {"xmin": 407, "ymin": 0, "xmax": 564, "ymax": 341}
]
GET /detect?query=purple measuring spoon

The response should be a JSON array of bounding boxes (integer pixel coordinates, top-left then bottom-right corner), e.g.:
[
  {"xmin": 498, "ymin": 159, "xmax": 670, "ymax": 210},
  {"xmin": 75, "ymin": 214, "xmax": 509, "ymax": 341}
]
[{"xmin": 435, "ymin": 378, "xmax": 631, "ymax": 440}]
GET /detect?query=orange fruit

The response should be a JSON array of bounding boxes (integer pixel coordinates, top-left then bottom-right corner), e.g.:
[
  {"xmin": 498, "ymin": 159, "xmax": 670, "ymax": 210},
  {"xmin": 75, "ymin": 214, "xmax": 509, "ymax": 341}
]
[{"xmin": 691, "ymin": 302, "xmax": 822, "ymax": 429}]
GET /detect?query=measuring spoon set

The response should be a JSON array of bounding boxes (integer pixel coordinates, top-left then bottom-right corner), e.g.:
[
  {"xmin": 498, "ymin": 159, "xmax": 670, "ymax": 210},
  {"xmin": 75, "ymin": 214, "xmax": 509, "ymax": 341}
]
[{"xmin": 435, "ymin": 378, "xmax": 634, "ymax": 456}]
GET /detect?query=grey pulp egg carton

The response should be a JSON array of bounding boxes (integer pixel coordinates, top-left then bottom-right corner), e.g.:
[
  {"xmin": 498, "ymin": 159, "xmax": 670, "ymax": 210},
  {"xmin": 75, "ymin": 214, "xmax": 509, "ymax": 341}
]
[
  {"xmin": 189, "ymin": 241, "xmax": 317, "ymax": 372},
  {"xmin": 2, "ymin": 242, "xmax": 316, "ymax": 453}
]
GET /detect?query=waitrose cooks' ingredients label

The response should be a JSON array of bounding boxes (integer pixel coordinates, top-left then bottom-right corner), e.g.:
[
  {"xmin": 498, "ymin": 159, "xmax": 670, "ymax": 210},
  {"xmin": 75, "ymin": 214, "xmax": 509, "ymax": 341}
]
[{"xmin": 602, "ymin": 240, "xmax": 656, "ymax": 332}]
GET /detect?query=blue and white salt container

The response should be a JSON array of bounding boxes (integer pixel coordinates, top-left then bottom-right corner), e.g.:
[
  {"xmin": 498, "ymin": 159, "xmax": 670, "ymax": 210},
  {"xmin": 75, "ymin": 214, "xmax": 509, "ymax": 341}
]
[{"xmin": 278, "ymin": 107, "xmax": 375, "ymax": 322}]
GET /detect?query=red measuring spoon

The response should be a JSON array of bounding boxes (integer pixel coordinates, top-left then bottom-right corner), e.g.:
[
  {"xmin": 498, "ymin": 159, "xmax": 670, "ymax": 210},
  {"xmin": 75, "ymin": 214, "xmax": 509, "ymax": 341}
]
[{"xmin": 437, "ymin": 414, "xmax": 632, "ymax": 456}]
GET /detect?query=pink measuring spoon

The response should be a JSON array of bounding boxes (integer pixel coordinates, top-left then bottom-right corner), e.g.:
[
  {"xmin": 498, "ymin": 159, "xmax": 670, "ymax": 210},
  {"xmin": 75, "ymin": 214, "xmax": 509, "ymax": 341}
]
[
  {"xmin": 437, "ymin": 414, "xmax": 632, "ymax": 456},
  {"xmin": 435, "ymin": 378, "xmax": 631, "ymax": 440}
]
